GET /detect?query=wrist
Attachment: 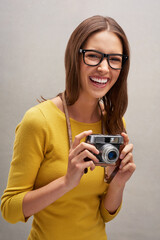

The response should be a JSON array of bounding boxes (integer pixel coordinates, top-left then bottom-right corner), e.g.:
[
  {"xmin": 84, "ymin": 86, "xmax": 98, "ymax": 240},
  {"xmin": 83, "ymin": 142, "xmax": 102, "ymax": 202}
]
[
  {"xmin": 63, "ymin": 175, "xmax": 75, "ymax": 192},
  {"xmin": 108, "ymin": 181, "xmax": 125, "ymax": 193}
]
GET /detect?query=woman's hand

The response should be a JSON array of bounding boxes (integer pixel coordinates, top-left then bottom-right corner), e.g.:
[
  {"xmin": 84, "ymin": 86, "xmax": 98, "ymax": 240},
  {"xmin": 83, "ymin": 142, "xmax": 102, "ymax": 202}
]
[
  {"xmin": 103, "ymin": 133, "xmax": 136, "ymax": 213},
  {"xmin": 65, "ymin": 130, "xmax": 99, "ymax": 190},
  {"xmin": 107, "ymin": 132, "xmax": 136, "ymax": 188}
]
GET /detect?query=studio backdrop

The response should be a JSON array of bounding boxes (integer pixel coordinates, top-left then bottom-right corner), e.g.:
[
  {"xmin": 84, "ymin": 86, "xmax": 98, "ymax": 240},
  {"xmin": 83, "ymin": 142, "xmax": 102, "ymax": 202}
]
[{"xmin": 0, "ymin": 0, "xmax": 160, "ymax": 239}]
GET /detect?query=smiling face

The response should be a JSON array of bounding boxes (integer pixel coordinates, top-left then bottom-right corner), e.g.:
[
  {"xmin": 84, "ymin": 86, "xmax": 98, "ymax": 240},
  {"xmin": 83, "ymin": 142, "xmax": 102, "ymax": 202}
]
[{"xmin": 79, "ymin": 30, "xmax": 123, "ymax": 102}]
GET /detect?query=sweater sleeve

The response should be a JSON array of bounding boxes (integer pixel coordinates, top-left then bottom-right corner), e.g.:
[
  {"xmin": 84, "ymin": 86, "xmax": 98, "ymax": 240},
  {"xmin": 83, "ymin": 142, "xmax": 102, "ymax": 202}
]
[
  {"xmin": 1, "ymin": 106, "xmax": 48, "ymax": 224},
  {"xmin": 100, "ymin": 196, "xmax": 122, "ymax": 222}
]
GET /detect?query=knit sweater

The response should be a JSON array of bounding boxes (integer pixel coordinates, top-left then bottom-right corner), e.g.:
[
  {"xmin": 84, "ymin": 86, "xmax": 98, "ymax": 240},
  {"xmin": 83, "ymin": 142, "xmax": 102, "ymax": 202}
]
[{"xmin": 1, "ymin": 100, "xmax": 121, "ymax": 240}]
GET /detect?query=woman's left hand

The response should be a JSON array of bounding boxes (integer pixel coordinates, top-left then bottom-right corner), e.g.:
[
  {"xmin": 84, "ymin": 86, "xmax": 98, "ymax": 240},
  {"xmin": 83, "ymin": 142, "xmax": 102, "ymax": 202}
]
[{"xmin": 107, "ymin": 132, "xmax": 136, "ymax": 188}]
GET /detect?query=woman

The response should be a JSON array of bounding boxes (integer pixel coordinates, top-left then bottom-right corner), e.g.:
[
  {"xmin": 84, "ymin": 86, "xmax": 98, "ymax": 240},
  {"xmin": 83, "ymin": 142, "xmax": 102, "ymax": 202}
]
[{"xmin": 1, "ymin": 15, "xmax": 136, "ymax": 240}]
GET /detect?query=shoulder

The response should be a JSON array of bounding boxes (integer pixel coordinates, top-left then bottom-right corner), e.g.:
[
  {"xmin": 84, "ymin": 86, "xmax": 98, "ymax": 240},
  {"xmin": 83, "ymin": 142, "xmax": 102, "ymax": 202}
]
[
  {"xmin": 17, "ymin": 96, "xmax": 66, "ymax": 133},
  {"xmin": 23, "ymin": 104, "xmax": 46, "ymax": 124},
  {"xmin": 19, "ymin": 97, "xmax": 65, "ymax": 130},
  {"xmin": 24, "ymin": 97, "xmax": 63, "ymax": 122},
  {"xmin": 17, "ymin": 103, "xmax": 49, "ymax": 135},
  {"xmin": 50, "ymin": 96, "xmax": 64, "ymax": 113}
]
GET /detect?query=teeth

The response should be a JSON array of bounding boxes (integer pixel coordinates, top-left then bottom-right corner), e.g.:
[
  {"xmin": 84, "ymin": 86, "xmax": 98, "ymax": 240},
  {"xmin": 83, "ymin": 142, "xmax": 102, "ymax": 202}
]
[{"xmin": 90, "ymin": 77, "xmax": 108, "ymax": 84}]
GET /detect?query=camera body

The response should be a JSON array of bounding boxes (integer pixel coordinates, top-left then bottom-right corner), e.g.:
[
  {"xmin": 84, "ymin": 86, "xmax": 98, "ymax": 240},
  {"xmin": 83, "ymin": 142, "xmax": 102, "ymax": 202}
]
[{"xmin": 85, "ymin": 134, "xmax": 124, "ymax": 166}]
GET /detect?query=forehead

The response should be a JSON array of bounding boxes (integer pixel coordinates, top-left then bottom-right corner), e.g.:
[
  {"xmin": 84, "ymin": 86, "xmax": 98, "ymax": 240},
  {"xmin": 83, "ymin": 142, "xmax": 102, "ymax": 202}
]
[{"xmin": 84, "ymin": 30, "xmax": 123, "ymax": 54}]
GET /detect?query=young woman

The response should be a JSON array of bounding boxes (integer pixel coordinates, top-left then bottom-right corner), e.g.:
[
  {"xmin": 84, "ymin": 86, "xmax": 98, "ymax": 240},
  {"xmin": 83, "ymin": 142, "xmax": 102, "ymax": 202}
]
[{"xmin": 1, "ymin": 15, "xmax": 136, "ymax": 240}]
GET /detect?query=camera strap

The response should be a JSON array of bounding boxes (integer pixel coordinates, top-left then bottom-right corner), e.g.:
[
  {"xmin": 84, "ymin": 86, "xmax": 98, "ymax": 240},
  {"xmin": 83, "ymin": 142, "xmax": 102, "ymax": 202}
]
[{"xmin": 61, "ymin": 91, "xmax": 119, "ymax": 184}]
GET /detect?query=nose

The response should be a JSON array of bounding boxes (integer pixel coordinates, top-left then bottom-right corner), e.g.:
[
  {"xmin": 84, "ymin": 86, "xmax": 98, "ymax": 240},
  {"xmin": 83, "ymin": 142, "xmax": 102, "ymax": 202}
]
[{"xmin": 97, "ymin": 58, "xmax": 110, "ymax": 73}]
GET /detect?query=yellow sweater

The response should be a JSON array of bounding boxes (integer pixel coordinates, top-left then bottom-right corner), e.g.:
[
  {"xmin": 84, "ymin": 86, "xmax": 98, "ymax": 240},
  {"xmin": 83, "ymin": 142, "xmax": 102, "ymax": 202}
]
[{"xmin": 1, "ymin": 100, "xmax": 121, "ymax": 240}]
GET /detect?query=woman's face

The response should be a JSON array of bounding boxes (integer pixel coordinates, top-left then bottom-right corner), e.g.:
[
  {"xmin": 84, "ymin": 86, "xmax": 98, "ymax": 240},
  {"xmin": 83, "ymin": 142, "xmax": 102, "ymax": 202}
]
[{"xmin": 79, "ymin": 30, "xmax": 123, "ymax": 101}]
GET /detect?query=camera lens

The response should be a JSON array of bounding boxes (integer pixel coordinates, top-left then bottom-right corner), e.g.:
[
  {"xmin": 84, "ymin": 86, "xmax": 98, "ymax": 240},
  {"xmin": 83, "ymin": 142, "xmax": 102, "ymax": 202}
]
[
  {"xmin": 101, "ymin": 144, "xmax": 119, "ymax": 164},
  {"xmin": 108, "ymin": 151, "xmax": 117, "ymax": 160}
]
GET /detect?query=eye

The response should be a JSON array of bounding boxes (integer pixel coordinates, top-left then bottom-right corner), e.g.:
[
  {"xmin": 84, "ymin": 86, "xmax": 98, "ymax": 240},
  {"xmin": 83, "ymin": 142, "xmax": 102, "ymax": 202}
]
[
  {"xmin": 86, "ymin": 53, "xmax": 100, "ymax": 59},
  {"xmin": 89, "ymin": 54, "xmax": 98, "ymax": 58},
  {"xmin": 109, "ymin": 56, "xmax": 122, "ymax": 62}
]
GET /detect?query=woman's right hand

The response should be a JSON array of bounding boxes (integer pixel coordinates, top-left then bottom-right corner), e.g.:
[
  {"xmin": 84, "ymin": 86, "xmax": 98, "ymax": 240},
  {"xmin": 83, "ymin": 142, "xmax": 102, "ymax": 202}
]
[
  {"xmin": 65, "ymin": 130, "xmax": 99, "ymax": 189},
  {"xmin": 22, "ymin": 130, "xmax": 99, "ymax": 218}
]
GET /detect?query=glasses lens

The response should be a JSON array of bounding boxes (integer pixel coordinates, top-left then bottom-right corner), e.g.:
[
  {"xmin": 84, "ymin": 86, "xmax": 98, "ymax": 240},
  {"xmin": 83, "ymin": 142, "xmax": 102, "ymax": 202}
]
[
  {"xmin": 84, "ymin": 51, "xmax": 102, "ymax": 66},
  {"xmin": 108, "ymin": 55, "xmax": 123, "ymax": 69}
]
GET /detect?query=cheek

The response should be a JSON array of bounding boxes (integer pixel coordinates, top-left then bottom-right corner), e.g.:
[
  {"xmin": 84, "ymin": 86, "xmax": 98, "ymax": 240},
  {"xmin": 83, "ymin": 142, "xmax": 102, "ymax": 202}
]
[
  {"xmin": 80, "ymin": 63, "xmax": 90, "ymax": 81},
  {"xmin": 113, "ymin": 70, "xmax": 121, "ymax": 82}
]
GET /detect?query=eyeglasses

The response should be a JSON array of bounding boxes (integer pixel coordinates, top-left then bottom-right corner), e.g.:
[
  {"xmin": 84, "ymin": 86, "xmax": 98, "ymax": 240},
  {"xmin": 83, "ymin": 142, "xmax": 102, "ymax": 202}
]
[{"xmin": 79, "ymin": 49, "xmax": 128, "ymax": 70}]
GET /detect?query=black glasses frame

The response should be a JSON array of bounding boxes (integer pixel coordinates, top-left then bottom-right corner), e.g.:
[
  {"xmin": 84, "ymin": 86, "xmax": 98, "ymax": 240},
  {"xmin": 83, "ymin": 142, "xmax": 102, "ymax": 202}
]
[{"xmin": 79, "ymin": 49, "xmax": 128, "ymax": 70}]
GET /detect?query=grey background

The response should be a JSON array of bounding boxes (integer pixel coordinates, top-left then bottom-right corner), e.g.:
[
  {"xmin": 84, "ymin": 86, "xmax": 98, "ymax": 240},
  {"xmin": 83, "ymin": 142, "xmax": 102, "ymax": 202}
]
[{"xmin": 0, "ymin": 0, "xmax": 160, "ymax": 239}]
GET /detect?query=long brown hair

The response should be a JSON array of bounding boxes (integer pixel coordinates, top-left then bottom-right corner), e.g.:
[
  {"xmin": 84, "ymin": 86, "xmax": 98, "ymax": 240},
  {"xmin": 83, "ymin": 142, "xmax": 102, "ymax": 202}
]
[{"xmin": 65, "ymin": 15, "xmax": 130, "ymax": 134}]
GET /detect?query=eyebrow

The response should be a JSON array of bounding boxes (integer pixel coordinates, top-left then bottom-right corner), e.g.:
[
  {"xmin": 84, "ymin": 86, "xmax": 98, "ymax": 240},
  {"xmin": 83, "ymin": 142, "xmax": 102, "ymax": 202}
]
[{"xmin": 81, "ymin": 49, "xmax": 123, "ymax": 55}]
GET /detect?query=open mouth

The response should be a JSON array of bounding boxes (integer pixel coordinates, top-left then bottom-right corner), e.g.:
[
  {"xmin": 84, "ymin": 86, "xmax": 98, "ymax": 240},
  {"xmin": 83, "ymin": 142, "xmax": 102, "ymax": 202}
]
[{"xmin": 89, "ymin": 77, "xmax": 109, "ymax": 86}]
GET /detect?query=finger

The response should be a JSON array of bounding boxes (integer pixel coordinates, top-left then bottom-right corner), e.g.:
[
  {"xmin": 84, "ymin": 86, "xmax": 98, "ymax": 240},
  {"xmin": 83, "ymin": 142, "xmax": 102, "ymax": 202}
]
[
  {"xmin": 84, "ymin": 160, "xmax": 96, "ymax": 174},
  {"xmin": 119, "ymin": 152, "xmax": 133, "ymax": 169},
  {"xmin": 121, "ymin": 132, "xmax": 129, "ymax": 145},
  {"xmin": 120, "ymin": 143, "xmax": 133, "ymax": 160},
  {"xmin": 83, "ymin": 160, "xmax": 96, "ymax": 172},
  {"xmin": 71, "ymin": 130, "xmax": 92, "ymax": 149},
  {"xmin": 78, "ymin": 149, "xmax": 99, "ymax": 164},
  {"xmin": 119, "ymin": 162, "xmax": 136, "ymax": 173},
  {"xmin": 73, "ymin": 158, "xmax": 96, "ymax": 174},
  {"xmin": 69, "ymin": 142, "xmax": 99, "ymax": 160}
]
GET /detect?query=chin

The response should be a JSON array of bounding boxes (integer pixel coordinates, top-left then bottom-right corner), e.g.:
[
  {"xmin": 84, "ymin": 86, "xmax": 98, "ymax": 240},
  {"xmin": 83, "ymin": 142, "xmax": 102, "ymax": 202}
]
[{"xmin": 88, "ymin": 91, "xmax": 107, "ymax": 101}]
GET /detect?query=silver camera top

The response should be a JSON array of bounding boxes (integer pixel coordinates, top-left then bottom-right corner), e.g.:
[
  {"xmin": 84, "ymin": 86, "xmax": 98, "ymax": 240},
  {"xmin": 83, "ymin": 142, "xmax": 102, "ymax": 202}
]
[{"xmin": 86, "ymin": 134, "xmax": 124, "ymax": 145}]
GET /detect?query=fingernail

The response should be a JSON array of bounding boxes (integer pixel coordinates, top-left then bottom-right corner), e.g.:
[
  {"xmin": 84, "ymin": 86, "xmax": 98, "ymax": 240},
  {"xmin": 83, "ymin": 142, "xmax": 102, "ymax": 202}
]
[
  {"xmin": 119, "ymin": 164, "xmax": 122, "ymax": 169},
  {"xmin": 120, "ymin": 154, "xmax": 123, "ymax": 159}
]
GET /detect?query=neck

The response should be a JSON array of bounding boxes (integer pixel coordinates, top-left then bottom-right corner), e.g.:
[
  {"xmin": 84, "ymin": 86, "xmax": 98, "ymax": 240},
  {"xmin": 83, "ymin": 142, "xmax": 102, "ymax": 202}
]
[{"xmin": 67, "ymin": 95, "xmax": 101, "ymax": 123}]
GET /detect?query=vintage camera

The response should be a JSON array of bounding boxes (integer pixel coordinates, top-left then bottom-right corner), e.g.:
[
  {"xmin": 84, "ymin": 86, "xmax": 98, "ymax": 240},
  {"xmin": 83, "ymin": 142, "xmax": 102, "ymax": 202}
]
[{"xmin": 85, "ymin": 134, "xmax": 124, "ymax": 166}]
